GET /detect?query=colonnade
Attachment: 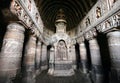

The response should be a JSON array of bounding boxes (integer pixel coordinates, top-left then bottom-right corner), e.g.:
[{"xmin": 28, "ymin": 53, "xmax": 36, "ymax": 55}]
[
  {"xmin": 0, "ymin": 22, "xmax": 120, "ymax": 83},
  {"xmin": 78, "ymin": 29, "xmax": 120, "ymax": 83},
  {"xmin": 0, "ymin": 22, "xmax": 48, "ymax": 83}
]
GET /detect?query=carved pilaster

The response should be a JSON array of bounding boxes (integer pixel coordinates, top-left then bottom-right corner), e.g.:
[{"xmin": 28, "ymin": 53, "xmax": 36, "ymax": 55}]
[{"xmin": 0, "ymin": 22, "xmax": 25, "ymax": 83}]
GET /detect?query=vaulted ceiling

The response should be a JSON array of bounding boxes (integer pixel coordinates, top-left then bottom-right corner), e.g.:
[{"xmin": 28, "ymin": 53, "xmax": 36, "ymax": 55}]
[
  {"xmin": 35, "ymin": 0, "xmax": 97, "ymax": 32},
  {"xmin": 0, "ymin": 0, "xmax": 97, "ymax": 32}
]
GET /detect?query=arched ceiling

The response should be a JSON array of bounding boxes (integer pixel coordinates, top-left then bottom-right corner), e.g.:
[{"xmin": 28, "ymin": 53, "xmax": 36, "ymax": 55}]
[{"xmin": 35, "ymin": 0, "xmax": 96, "ymax": 32}]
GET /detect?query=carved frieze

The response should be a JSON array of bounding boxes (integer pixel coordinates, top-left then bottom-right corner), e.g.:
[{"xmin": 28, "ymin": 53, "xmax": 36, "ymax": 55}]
[
  {"xmin": 96, "ymin": 11, "xmax": 120, "ymax": 33},
  {"xmin": 10, "ymin": 0, "xmax": 43, "ymax": 35},
  {"xmin": 76, "ymin": 0, "xmax": 120, "ymax": 40}
]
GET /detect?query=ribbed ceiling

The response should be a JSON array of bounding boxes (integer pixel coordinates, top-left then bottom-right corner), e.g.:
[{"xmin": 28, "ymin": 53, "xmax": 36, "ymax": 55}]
[{"xmin": 35, "ymin": 0, "xmax": 96, "ymax": 32}]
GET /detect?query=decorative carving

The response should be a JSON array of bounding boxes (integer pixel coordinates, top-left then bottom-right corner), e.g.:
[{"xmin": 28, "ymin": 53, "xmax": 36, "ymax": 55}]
[
  {"xmin": 28, "ymin": 0, "xmax": 32, "ymax": 11},
  {"xmin": 35, "ymin": 13, "xmax": 39, "ymax": 22},
  {"xmin": 105, "ymin": 20, "xmax": 111, "ymax": 29},
  {"xmin": 84, "ymin": 28, "xmax": 97, "ymax": 40},
  {"xmin": 57, "ymin": 40, "xmax": 67, "ymax": 60},
  {"xmin": 86, "ymin": 17, "xmax": 91, "ymax": 27},
  {"xmin": 113, "ymin": 12, "xmax": 120, "ymax": 27},
  {"xmin": 13, "ymin": 1, "xmax": 23, "ymax": 17},
  {"xmin": 96, "ymin": 7, "xmax": 101, "ymax": 18},
  {"xmin": 76, "ymin": 36, "xmax": 85, "ymax": 44},
  {"xmin": 109, "ymin": 0, "xmax": 116, "ymax": 8},
  {"xmin": 10, "ymin": 0, "xmax": 44, "ymax": 38}
]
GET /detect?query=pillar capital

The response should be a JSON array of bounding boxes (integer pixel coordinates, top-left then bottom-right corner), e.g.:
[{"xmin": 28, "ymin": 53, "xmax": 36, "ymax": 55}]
[
  {"xmin": 7, "ymin": 22, "xmax": 25, "ymax": 33},
  {"xmin": 84, "ymin": 28, "xmax": 97, "ymax": 41},
  {"xmin": 76, "ymin": 36, "xmax": 85, "ymax": 44}
]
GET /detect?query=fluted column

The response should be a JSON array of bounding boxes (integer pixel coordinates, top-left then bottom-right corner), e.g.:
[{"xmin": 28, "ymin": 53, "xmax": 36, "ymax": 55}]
[
  {"xmin": 107, "ymin": 30, "xmax": 120, "ymax": 83},
  {"xmin": 35, "ymin": 41, "xmax": 41, "ymax": 74},
  {"xmin": 79, "ymin": 43, "xmax": 88, "ymax": 73},
  {"xmin": 22, "ymin": 35, "xmax": 36, "ymax": 83},
  {"xmin": 89, "ymin": 38, "xmax": 103, "ymax": 83},
  {"xmin": 41, "ymin": 44, "xmax": 47, "ymax": 70},
  {"xmin": 0, "ymin": 22, "xmax": 25, "ymax": 83}
]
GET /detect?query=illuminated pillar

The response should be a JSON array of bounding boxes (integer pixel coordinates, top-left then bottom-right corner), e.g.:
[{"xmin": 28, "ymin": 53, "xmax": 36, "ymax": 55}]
[
  {"xmin": 89, "ymin": 38, "xmax": 104, "ymax": 83},
  {"xmin": 0, "ymin": 22, "xmax": 25, "ymax": 83},
  {"xmin": 107, "ymin": 31, "xmax": 120, "ymax": 83},
  {"xmin": 79, "ymin": 43, "xmax": 88, "ymax": 73}
]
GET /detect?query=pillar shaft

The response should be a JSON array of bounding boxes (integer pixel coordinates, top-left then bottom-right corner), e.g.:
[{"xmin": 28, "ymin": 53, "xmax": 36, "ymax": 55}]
[
  {"xmin": 24, "ymin": 35, "xmax": 36, "ymax": 71},
  {"xmin": 107, "ymin": 31, "xmax": 120, "ymax": 83},
  {"xmin": 0, "ymin": 23, "xmax": 25, "ymax": 82},
  {"xmin": 41, "ymin": 44, "xmax": 47, "ymax": 70},
  {"xmin": 89, "ymin": 39, "xmax": 103, "ymax": 83},
  {"xmin": 48, "ymin": 47, "xmax": 54, "ymax": 75},
  {"xmin": 79, "ymin": 43, "xmax": 88, "ymax": 73},
  {"xmin": 35, "ymin": 41, "xmax": 41, "ymax": 69},
  {"xmin": 71, "ymin": 45, "xmax": 76, "ymax": 69},
  {"xmin": 22, "ymin": 35, "xmax": 36, "ymax": 83},
  {"xmin": 35, "ymin": 41, "xmax": 41, "ymax": 74}
]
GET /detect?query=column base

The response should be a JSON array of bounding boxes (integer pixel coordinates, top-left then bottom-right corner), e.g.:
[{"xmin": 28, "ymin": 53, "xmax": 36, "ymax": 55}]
[
  {"xmin": 22, "ymin": 71, "xmax": 35, "ymax": 83},
  {"xmin": 91, "ymin": 65, "xmax": 104, "ymax": 83},
  {"xmin": 109, "ymin": 68, "xmax": 120, "ymax": 83}
]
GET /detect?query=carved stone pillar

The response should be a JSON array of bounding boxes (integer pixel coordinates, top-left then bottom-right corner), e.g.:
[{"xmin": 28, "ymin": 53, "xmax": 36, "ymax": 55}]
[
  {"xmin": 48, "ymin": 47, "xmax": 55, "ymax": 75},
  {"xmin": 35, "ymin": 41, "xmax": 41, "ymax": 74},
  {"xmin": 89, "ymin": 39, "xmax": 104, "ymax": 83},
  {"xmin": 41, "ymin": 44, "xmax": 47, "ymax": 70},
  {"xmin": 0, "ymin": 22, "xmax": 25, "ymax": 83},
  {"xmin": 107, "ymin": 31, "xmax": 120, "ymax": 83},
  {"xmin": 22, "ymin": 35, "xmax": 36, "ymax": 83},
  {"xmin": 79, "ymin": 43, "xmax": 88, "ymax": 73},
  {"xmin": 71, "ymin": 45, "xmax": 76, "ymax": 69}
]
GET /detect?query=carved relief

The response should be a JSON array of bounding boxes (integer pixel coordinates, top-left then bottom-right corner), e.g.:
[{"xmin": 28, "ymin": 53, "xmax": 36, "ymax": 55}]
[
  {"xmin": 86, "ymin": 17, "xmax": 91, "ymax": 27},
  {"xmin": 84, "ymin": 28, "xmax": 97, "ymax": 40},
  {"xmin": 28, "ymin": 0, "xmax": 32, "ymax": 11},
  {"xmin": 10, "ymin": 0, "xmax": 44, "ymax": 37},
  {"xmin": 96, "ymin": 24, "xmax": 102, "ymax": 32},
  {"xmin": 57, "ymin": 40, "xmax": 67, "ymax": 60},
  {"xmin": 35, "ymin": 13, "xmax": 39, "ymax": 22},
  {"xmin": 76, "ymin": 36, "xmax": 85, "ymax": 44},
  {"xmin": 96, "ymin": 7, "xmax": 101, "ymax": 18},
  {"xmin": 13, "ymin": 1, "xmax": 23, "ymax": 17},
  {"xmin": 105, "ymin": 20, "xmax": 111, "ymax": 29},
  {"xmin": 113, "ymin": 12, "xmax": 120, "ymax": 27},
  {"xmin": 109, "ymin": 0, "xmax": 116, "ymax": 8}
]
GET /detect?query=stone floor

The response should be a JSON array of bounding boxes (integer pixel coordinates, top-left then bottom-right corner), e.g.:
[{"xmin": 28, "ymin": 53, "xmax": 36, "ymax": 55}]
[{"xmin": 35, "ymin": 70, "xmax": 92, "ymax": 83}]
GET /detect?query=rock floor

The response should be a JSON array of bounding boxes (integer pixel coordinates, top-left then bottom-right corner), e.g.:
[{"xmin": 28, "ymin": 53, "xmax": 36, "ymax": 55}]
[{"xmin": 35, "ymin": 70, "xmax": 92, "ymax": 83}]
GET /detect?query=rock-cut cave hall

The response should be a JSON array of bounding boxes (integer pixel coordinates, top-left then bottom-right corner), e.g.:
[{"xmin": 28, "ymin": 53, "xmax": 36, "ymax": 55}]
[{"xmin": 0, "ymin": 0, "xmax": 120, "ymax": 83}]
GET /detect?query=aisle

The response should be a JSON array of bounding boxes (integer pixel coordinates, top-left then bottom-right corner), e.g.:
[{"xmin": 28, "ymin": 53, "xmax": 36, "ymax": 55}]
[{"xmin": 35, "ymin": 70, "xmax": 92, "ymax": 83}]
